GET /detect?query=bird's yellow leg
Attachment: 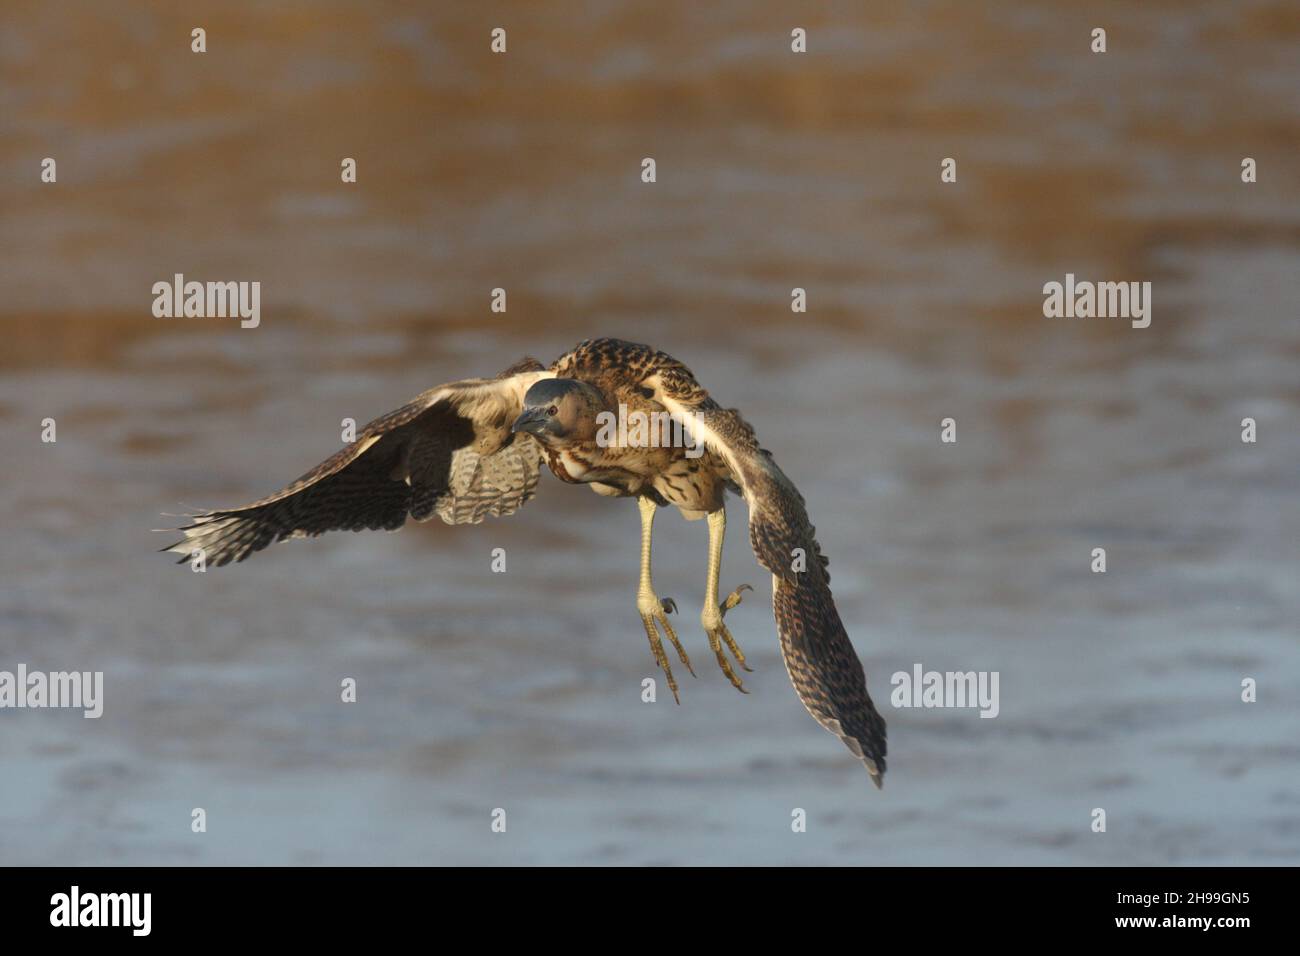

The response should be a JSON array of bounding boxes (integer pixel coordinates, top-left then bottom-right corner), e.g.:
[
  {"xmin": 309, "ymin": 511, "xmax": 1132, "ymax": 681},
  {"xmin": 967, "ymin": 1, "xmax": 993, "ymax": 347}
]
[
  {"xmin": 636, "ymin": 495, "xmax": 694, "ymax": 703},
  {"xmin": 701, "ymin": 506, "xmax": 754, "ymax": 693}
]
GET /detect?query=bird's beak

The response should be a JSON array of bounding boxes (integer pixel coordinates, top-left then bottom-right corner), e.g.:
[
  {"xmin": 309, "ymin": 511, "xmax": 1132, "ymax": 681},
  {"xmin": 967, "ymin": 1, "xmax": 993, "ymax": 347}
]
[{"xmin": 511, "ymin": 407, "xmax": 546, "ymax": 435}]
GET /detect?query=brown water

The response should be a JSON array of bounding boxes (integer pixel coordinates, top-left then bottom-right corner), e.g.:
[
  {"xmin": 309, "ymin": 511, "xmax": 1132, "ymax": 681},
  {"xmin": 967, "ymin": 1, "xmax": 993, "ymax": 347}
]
[{"xmin": 1, "ymin": 1, "xmax": 1298, "ymax": 864}]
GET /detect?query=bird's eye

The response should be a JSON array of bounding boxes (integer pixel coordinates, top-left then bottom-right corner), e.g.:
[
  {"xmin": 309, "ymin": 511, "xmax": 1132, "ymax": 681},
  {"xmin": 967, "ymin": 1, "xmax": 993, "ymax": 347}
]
[{"xmin": 547, "ymin": 405, "xmax": 558, "ymax": 416}]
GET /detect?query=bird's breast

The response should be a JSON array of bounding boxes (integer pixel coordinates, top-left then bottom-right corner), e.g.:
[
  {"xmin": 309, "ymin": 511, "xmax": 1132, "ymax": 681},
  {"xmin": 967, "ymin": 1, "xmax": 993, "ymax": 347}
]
[
  {"xmin": 545, "ymin": 446, "xmax": 646, "ymax": 495},
  {"xmin": 545, "ymin": 447, "xmax": 597, "ymax": 483}
]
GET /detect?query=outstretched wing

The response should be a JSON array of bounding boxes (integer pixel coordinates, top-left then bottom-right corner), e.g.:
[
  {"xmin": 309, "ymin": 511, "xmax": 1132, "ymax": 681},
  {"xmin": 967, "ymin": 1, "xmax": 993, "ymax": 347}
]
[
  {"xmin": 163, "ymin": 359, "xmax": 554, "ymax": 568},
  {"xmin": 650, "ymin": 364, "xmax": 888, "ymax": 787}
]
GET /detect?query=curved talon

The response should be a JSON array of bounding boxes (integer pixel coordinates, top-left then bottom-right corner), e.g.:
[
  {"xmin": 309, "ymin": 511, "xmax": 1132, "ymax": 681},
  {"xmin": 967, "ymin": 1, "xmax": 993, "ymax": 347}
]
[
  {"xmin": 656, "ymin": 598, "xmax": 695, "ymax": 677},
  {"xmin": 725, "ymin": 642, "xmax": 754, "ymax": 674},
  {"xmin": 640, "ymin": 596, "xmax": 696, "ymax": 703},
  {"xmin": 714, "ymin": 585, "xmax": 755, "ymax": 675},
  {"xmin": 702, "ymin": 614, "xmax": 752, "ymax": 691},
  {"xmin": 719, "ymin": 584, "xmax": 752, "ymax": 618},
  {"xmin": 641, "ymin": 612, "xmax": 681, "ymax": 704},
  {"xmin": 712, "ymin": 635, "xmax": 750, "ymax": 693}
]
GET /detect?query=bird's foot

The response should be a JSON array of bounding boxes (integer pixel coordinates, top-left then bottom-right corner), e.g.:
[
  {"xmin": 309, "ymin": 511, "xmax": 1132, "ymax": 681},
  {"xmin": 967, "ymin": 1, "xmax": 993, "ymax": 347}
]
[
  {"xmin": 703, "ymin": 584, "xmax": 754, "ymax": 693},
  {"xmin": 638, "ymin": 591, "xmax": 695, "ymax": 704}
]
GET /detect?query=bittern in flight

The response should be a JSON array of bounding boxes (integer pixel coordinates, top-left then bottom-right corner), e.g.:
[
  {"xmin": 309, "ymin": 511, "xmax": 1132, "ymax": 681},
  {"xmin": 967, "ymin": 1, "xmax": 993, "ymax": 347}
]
[{"xmin": 164, "ymin": 339, "xmax": 887, "ymax": 785}]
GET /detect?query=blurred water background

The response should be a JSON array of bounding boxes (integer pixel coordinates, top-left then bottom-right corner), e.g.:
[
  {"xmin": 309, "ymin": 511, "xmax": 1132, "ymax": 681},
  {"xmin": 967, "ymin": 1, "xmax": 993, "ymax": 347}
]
[{"xmin": 1, "ymin": 0, "xmax": 1298, "ymax": 864}]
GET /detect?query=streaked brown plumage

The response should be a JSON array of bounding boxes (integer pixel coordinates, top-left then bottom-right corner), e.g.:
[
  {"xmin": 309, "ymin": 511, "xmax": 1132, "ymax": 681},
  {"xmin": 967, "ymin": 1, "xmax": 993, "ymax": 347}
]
[{"xmin": 164, "ymin": 338, "xmax": 887, "ymax": 785}]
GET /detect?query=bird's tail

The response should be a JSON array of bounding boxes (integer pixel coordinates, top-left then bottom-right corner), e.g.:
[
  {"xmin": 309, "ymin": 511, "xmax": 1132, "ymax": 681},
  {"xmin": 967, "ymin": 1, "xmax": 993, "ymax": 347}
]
[{"xmin": 772, "ymin": 569, "xmax": 888, "ymax": 788}]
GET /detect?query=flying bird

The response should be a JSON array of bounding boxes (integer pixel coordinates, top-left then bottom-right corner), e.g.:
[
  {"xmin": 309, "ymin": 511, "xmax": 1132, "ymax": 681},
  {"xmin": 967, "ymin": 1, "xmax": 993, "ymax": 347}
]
[{"xmin": 164, "ymin": 338, "xmax": 887, "ymax": 785}]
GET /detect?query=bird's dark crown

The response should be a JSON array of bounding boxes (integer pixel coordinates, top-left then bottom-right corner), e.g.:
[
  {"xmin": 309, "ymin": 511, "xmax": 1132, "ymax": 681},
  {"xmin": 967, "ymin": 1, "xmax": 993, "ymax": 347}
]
[{"xmin": 523, "ymin": 378, "xmax": 600, "ymax": 408}]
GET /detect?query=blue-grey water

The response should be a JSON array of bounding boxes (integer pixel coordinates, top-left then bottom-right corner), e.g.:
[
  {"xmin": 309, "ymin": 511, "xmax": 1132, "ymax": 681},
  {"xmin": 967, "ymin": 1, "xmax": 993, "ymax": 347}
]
[{"xmin": 1, "ymin": 1, "xmax": 1298, "ymax": 864}]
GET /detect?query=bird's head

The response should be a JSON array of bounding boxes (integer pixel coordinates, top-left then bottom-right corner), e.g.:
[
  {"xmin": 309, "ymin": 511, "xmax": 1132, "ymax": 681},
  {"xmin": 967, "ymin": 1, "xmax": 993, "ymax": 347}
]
[{"xmin": 512, "ymin": 378, "xmax": 605, "ymax": 445}]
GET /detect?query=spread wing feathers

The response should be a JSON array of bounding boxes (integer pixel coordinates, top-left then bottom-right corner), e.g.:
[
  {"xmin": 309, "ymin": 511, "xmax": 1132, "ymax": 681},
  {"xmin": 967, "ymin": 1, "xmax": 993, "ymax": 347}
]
[
  {"xmin": 432, "ymin": 439, "xmax": 541, "ymax": 526},
  {"xmin": 163, "ymin": 360, "xmax": 552, "ymax": 568},
  {"xmin": 652, "ymin": 371, "xmax": 887, "ymax": 787}
]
